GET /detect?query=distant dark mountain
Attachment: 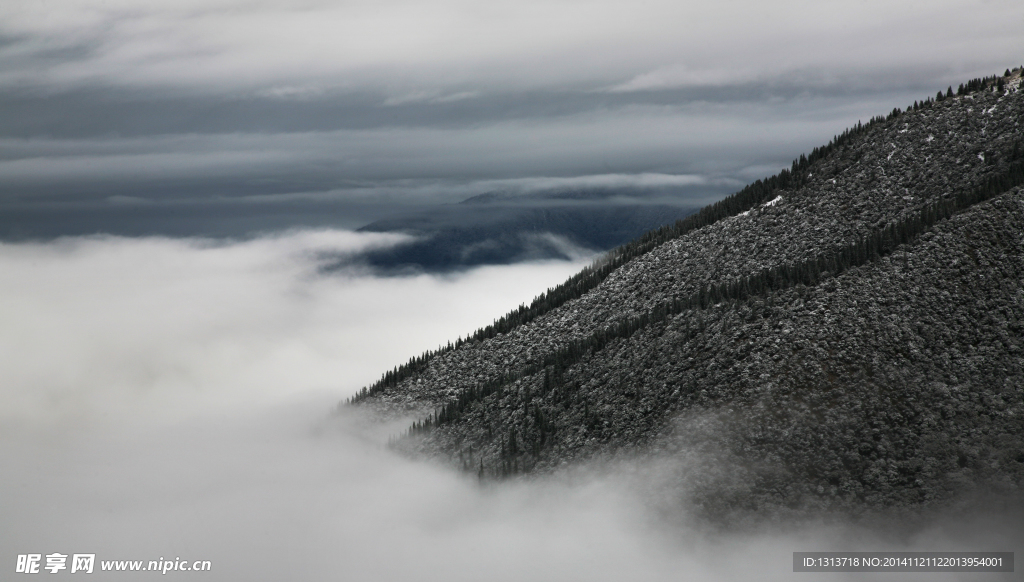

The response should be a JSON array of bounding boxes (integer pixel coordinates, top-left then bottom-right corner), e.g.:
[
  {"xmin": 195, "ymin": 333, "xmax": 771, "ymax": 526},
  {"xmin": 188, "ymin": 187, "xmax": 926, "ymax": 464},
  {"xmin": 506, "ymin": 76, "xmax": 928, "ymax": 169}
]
[
  {"xmin": 355, "ymin": 190, "xmax": 703, "ymax": 271},
  {"xmin": 349, "ymin": 68, "xmax": 1024, "ymax": 521}
]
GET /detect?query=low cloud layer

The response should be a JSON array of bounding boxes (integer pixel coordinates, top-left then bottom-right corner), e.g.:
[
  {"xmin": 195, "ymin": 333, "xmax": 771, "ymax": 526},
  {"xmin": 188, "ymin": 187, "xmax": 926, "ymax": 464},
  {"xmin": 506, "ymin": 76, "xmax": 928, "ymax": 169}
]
[
  {"xmin": 3, "ymin": 233, "xmax": 1019, "ymax": 581},
  {"xmin": 0, "ymin": 231, "xmax": 587, "ymax": 426}
]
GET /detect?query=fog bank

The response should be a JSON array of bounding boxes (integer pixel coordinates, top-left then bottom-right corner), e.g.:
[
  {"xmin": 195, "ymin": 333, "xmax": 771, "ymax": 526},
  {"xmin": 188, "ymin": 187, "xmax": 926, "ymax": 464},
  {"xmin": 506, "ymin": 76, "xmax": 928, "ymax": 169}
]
[{"xmin": 1, "ymin": 232, "xmax": 1018, "ymax": 581}]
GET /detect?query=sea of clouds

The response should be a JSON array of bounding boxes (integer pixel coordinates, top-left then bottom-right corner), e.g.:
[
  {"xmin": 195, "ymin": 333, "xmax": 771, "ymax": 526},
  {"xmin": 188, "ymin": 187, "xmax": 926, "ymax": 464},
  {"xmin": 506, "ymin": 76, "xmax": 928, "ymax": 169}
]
[{"xmin": 1, "ymin": 231, "xmax": 1016, "ymax": 581}]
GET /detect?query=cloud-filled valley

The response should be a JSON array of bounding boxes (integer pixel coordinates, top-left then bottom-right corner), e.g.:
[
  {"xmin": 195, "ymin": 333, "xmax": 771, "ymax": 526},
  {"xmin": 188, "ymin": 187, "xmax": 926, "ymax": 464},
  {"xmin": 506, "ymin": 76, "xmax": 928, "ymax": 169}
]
[
  {"xmin": 4, "ymin": 0, "xmax": 1024, "ymax": 578},
  {"xmin": 2, "ymin": 232, "xmax": 1019, "ymax": 581}
]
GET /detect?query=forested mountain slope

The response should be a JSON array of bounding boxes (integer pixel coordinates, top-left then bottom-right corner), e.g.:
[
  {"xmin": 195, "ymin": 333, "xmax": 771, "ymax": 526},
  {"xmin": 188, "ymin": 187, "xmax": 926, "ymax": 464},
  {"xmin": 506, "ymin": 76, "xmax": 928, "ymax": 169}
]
[{"xmin": 349, "ymin": 69, "xmax": 1024, "ymax": 515}]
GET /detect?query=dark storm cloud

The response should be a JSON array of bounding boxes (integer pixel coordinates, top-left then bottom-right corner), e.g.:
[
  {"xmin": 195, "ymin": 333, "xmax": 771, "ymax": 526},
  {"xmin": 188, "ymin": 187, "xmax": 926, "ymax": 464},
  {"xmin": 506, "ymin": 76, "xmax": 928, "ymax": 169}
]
[
  {"xmin": 0, "ymin": 72, "xmax": 951, "ymax": 139},
  {"xmin": 0, "ymin": 105, "xmax": 830, "ymax": 218},
  {"xmin": 0, "ymin": 93, "xmax": 880, "ymax": 195}
]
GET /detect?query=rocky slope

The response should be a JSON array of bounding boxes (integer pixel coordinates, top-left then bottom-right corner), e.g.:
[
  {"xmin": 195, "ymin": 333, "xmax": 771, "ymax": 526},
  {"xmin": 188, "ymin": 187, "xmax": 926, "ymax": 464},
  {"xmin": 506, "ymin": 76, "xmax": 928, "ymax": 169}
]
[{"xmin": 350, "ymin": 69, "xmax": 1024, "ymax": 517}]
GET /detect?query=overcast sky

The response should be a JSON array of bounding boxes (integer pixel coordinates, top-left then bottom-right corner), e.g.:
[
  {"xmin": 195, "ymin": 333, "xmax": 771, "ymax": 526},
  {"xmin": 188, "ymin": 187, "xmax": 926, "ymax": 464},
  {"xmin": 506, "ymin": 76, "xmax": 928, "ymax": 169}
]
[{"xmin": 2, "ymin": 0, "xmax": 1022, "ymax": 236}]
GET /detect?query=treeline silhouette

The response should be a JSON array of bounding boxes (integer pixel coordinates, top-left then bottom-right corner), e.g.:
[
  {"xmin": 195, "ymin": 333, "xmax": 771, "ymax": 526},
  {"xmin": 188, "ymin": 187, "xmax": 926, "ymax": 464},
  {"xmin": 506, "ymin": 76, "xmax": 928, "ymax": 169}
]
[
  {"xmin": 398, "ymin": 138, "xmax": 1024, "ymax": 477},
  {"xmin": 350, "ymin": 68, "xmax": 1022, "ymax": 406}
]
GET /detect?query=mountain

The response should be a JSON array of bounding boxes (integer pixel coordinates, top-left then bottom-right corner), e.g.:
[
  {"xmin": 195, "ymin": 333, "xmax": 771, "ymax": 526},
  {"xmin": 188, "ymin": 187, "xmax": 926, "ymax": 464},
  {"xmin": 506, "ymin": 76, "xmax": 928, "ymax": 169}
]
[
  {"xmin": 347, "ymin": 69, "xmax": 1024, "ymax": 520},
  {"xmin": 355, "ymin": 189, "xmax": 706, "ymax": 271}
]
